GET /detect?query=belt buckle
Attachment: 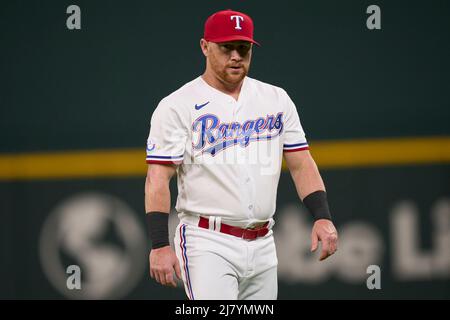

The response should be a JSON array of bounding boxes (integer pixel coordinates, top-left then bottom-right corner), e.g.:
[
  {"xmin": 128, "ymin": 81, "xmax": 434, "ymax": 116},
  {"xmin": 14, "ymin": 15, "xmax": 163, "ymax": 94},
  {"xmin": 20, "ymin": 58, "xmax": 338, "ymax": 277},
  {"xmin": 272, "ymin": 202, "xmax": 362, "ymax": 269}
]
[
  {"xmin": 247, "ymin": 222, "xmax": 265, "ymax": 230},
  {"xmin": 242, "ymin": 229, "xmax": 257, "ymax": 240}
]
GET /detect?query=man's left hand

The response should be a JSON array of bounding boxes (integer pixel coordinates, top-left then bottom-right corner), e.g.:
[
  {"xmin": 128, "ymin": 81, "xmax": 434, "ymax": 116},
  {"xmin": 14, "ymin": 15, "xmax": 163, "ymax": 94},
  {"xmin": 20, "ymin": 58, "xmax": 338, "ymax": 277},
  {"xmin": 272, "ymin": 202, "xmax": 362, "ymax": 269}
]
[{"xmin": 311, "ymin": 219, "xmax": 338, "ymax": 261}]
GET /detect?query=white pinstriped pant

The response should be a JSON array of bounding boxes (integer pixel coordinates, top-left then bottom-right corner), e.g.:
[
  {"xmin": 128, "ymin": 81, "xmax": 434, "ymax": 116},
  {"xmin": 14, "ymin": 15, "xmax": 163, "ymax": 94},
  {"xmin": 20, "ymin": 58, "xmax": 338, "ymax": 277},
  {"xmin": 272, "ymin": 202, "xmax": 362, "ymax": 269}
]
[{"xmin": 174, "ymin": 221, "xmax": 278, "ymax": 300}]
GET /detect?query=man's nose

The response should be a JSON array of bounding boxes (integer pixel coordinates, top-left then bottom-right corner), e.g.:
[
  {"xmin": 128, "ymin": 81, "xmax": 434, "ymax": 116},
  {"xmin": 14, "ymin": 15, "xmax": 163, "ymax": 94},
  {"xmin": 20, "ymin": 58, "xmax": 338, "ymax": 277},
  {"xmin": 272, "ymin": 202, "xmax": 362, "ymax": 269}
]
[{"xmin": 230, "ymin": 49, "xmax": 243, "ymax": 61}]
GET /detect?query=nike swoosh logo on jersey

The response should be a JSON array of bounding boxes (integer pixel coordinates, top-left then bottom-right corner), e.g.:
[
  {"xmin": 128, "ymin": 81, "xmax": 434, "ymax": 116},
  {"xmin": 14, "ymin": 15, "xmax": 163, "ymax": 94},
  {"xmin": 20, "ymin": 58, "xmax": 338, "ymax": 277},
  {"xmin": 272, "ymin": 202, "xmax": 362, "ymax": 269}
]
[{"xmin": 195, "ymin": 101, "xmax": 210, "ymax": 110}]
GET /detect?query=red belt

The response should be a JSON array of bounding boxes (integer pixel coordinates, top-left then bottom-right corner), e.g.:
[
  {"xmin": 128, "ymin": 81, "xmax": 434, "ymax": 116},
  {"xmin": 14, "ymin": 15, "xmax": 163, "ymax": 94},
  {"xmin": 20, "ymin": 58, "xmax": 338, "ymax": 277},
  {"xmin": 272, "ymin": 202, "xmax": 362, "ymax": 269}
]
[{"xmin": 198, "ymin": 217, "xmax": 269, "ymax": 240}]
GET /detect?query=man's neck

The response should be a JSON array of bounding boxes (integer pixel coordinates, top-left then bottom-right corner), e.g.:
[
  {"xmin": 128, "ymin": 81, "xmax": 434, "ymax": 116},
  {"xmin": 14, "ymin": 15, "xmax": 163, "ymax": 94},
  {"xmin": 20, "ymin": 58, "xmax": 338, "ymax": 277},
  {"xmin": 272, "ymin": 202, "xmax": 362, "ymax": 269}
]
[{"xmin": 201, "ymin": 72, "xmax": 244, "ymax": 101}]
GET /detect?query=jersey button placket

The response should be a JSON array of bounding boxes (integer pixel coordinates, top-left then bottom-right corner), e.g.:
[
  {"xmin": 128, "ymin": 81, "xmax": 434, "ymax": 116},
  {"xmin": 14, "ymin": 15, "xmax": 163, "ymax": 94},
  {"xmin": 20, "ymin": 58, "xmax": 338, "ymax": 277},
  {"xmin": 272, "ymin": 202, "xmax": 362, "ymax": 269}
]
[
  {"xmin": 239, "ymin": 168, "xmax": 253, "ymax": 218},
  {"xmin": 233, "ymin": 99, "xmax": 254, "ymax": 218}
]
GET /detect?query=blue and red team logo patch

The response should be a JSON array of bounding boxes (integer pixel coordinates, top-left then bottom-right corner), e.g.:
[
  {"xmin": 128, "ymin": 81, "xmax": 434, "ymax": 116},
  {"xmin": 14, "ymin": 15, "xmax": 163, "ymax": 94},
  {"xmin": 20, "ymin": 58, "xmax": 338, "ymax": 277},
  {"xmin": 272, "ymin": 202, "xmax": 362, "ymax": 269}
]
[{"xmin": 146, "ymin": 140, "xmax": 156, "ymax": 153}]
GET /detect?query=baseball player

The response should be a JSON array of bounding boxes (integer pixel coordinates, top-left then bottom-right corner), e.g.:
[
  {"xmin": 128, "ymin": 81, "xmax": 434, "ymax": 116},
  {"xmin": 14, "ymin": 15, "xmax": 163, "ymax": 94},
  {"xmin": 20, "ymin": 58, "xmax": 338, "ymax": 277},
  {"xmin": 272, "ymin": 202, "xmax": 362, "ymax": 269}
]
[{"xmin": 145, "ymin": 9, "xmax": 338, "ymax": 300}]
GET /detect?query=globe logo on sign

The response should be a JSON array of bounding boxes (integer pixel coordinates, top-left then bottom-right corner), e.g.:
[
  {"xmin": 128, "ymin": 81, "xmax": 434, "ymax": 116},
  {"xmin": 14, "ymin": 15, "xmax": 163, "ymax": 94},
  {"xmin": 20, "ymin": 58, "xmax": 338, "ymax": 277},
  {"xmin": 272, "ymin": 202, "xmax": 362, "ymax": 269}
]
[{"xmin": 39, "ymin": 192, "xmax": 147, "ymax": 299}]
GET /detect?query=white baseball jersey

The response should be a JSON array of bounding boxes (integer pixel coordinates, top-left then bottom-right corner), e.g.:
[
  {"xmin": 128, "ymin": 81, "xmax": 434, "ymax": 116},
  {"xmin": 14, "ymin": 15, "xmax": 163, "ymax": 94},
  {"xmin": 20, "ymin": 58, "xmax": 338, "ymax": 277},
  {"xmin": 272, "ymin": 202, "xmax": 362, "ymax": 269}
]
[{"xmin": 146, "ymin": 76, "xmax": 308, "ymax": 226}]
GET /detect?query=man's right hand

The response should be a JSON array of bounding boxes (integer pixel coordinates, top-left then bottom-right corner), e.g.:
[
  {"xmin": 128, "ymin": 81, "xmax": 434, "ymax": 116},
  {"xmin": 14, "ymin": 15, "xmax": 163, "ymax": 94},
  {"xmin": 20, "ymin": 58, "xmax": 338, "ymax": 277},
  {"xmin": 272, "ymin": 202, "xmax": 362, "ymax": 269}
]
[{"xmin": 149, "ymin": 246, "xmax": 182, "ymax": 287}]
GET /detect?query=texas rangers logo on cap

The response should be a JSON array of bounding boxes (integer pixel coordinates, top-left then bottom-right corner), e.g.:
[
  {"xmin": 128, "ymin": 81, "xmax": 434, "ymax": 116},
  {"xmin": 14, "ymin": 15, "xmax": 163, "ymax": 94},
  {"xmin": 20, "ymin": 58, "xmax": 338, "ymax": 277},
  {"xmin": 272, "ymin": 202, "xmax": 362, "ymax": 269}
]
[
  {"xmin": 203, "ymin": 9, "xmax": 260, "ymax": 46},
  {"xmin": 230, "ymin": 15, "xmax": 244, "ymax": 30}
]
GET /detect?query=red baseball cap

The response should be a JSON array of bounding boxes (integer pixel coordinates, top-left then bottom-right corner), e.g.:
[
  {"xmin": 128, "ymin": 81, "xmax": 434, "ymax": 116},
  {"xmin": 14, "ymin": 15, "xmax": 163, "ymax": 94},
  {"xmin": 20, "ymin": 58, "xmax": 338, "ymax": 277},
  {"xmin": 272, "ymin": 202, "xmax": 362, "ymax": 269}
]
[{"xmin": 203, "ymin": 9, "xmax": 260, "ymax": 46}]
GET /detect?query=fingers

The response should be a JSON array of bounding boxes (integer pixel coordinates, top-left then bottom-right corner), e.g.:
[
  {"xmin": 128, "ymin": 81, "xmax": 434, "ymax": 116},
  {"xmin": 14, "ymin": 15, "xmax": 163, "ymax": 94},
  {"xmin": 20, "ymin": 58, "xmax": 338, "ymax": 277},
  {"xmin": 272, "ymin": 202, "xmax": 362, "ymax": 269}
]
[
  {"xmin": 159, "ymin": 271, "xmax": 167, "ymax": 286},
  {"xmin": 319, "ymin": 240, "xmax": 330, "ymax": 261},
  {"xmin": 174, "ymin": 261, "xmax": 182, "ymax": 280},
  {"xmin": 155, "ymin": 271, "xmax": 164, "ymax": 285},
  {"xmin": 319, "ymin": 233, "xmax": 338, "ymax": 261},
  {"xmin": 311, "ymin": 231, "xmax": 319, "ymax": 252},
  {"xmin": 150, "ymin": 268, "xmax": 155, "ymax": 279},
  {"xmin": 155, "ymin": 271, "xmax": 177, "ymax": 287},
  {"xmin": 329, "ymin": 235, "xmax": 338, "ymax": 254},
  {"xmin": 150, "ymin": 267, "xmax": 178, "ymax": 287},
  {"xmin": 165, "ymin": 272, "xmax": 177, "ymax": 288},
  {"xmin": 328, "ymin": 231, "xmax": 338, "ymax": 253}
]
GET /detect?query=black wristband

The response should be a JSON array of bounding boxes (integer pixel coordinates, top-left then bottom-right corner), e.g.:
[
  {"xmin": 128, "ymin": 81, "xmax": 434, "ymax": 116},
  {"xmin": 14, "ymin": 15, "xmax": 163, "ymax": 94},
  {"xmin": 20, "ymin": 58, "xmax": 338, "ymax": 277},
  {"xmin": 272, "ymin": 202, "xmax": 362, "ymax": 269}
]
[
  {"xmin": 146, "ymin": 211, "xmax": 170, "ymax": 249},
  {"xmin": 303, "ymin": 190, "xmax": 332, "ymax": 221}
]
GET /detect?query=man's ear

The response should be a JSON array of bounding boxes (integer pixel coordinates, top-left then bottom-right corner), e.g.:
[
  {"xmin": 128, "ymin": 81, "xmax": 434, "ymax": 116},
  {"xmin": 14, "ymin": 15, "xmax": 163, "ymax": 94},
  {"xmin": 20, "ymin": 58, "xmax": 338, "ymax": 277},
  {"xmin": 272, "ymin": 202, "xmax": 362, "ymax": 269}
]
[{"xmin": 200, "ymin": 38, "xmax": 208, "ymax": 57}]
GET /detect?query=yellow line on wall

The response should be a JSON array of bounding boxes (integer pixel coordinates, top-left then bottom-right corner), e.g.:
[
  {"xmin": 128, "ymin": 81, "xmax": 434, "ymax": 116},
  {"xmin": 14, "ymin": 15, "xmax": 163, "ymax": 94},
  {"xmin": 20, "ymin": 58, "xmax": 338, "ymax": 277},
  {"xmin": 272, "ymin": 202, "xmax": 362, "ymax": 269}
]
[
  {"xmin": 306, "ymin": 136, "xmax": 450, "ymax": 169},
  {"xmin": 0, "ymin": 136, "xmax": 449, "ymax": 181},
  {"xmin": 0, "ymin": 149, "xmax": 146, "ymax": 180}
]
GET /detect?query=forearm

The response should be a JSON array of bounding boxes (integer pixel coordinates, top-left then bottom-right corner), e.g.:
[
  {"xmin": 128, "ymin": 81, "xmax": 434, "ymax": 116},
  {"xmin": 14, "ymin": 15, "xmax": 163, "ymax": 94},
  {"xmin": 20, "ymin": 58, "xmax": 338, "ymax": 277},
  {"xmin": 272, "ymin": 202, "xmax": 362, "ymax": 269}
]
[
  {"xmin": 290, "ymin": 156, "xmax": 325, "ymax": 200},
  {"xmin": 145, "ymin": 174, "xmax": 171, "ymax": 213}
]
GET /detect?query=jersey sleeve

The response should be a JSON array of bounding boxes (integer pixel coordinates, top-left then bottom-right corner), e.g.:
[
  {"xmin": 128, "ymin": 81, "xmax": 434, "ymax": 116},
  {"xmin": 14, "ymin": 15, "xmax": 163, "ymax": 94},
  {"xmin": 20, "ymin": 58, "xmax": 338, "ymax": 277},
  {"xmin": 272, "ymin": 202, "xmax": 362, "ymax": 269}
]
[
  {"xmin": 282, "ymin": 90, "xmax": 309, "ymax": 153},
  {"xmin": 146, "ymin": 98, "xmax": 188, "ymax": 164}
]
